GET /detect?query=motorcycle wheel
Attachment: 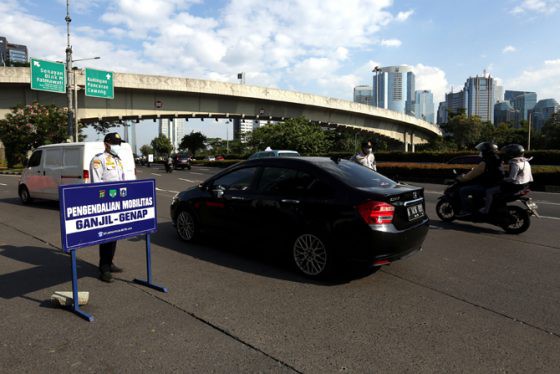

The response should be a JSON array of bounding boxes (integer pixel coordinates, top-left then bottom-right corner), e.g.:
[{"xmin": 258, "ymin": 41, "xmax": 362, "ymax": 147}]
[
  {"xmin": 436, "ymin": 199, "xmax": 456, "ymax": 222},
  {"xmin": 501, "ymin": 206, "xmax": 530, "ymax": 234}
]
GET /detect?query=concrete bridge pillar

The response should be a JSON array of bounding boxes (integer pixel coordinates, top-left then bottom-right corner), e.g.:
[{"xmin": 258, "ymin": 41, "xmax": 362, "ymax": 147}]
[
  {"xmin": 403, "ymin": 131, "xmax": 409, "ymax": 152},
  {"xmin": 410, "ymin": 132, "xmax": 415, "ymax": 153}
]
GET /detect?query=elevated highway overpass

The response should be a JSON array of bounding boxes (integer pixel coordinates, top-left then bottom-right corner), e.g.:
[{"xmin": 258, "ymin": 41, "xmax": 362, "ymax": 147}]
[{"xmin": 0, "ymin": 67, "xmax": 441, "ymax": 150}]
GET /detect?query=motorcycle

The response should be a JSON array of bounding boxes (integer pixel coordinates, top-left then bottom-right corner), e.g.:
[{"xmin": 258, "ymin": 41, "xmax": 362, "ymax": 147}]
[
  {"xmin": 164, "ymin": 159, "xmax": 173, "ymax": 173},
  {"xmin": 435, "ymin": 181, "xmax": 539, "ymax": 234}
]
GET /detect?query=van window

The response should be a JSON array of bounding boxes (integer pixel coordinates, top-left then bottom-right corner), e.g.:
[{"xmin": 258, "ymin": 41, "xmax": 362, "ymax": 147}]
[
  {"xmin": 44, "ymin": 149, "xmax": 61, "ymax": 167},
  {"xmin": 28, "ymin": 150, "xmax": 42, "ymax": 167},
  {"xmin": 63, "ymin": 148, "xmax": 81, "ymax": 167}
]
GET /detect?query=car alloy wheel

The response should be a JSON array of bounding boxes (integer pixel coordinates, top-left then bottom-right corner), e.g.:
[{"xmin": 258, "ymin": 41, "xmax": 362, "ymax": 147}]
[
  {"xmin": 176, "ymin": 210, "xmax": 196, "ymax": 241},
  {"xmin": 293, "ymin": 233, "xmax": 329, "ymax": 276}
]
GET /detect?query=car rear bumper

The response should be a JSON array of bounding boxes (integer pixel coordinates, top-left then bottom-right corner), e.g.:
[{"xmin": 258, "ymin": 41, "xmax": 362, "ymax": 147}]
[{"xmin": 345, "ymin": 218, "xmax": 429, "ymax": 263}]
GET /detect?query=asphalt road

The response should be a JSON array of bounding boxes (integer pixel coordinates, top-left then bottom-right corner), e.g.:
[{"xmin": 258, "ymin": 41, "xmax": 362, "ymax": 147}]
[{"xmin": 1, "ymin": 165, "xmax": 559, "ymax": 373}]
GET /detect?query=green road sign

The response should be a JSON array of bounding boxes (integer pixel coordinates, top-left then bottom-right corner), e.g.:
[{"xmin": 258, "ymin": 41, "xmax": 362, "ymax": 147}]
[
  {"xmin": 85, "ymin": 68, "xmax": 114, "ymax": 99},
  {"xmin": 30, "ymin": 58, "xmax": 66, "ymax": 94}
]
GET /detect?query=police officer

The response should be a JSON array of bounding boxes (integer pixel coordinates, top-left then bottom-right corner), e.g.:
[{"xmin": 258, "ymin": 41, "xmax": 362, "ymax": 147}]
[
  {"xmin": 90, "ymin": 132, "xmax": 127, "ymax": 282},
  {"xmin": 351, "ymin": 140, "xmax": 377, "ymax": 171}
]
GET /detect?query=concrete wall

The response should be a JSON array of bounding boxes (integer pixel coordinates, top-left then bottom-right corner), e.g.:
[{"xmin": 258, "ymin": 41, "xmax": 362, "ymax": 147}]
[{"xmin": 0, "ymin": 67, "xmax": 442, "ymax": 145}]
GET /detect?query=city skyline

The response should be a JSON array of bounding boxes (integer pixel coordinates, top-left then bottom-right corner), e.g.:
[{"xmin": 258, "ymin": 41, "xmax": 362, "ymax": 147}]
[{"xmin": 1, "ymin": 0, "xmax": 559, "ymax": 143}]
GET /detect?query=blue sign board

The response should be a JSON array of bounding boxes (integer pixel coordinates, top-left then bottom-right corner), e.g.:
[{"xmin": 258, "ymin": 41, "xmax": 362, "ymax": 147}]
[{"xmin": 59, "ymin": 180, "xmax": 157, "ymax": 252}]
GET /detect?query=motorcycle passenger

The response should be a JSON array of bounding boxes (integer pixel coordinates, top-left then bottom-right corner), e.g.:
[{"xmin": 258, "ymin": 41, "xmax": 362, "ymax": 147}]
[
  {"xmin": 455, "ymin": 142, "xmax": 503, "ymax": 217},
  {"xmin": 480, "ymin": 144, "xmax": 533, "ymax": 214}
]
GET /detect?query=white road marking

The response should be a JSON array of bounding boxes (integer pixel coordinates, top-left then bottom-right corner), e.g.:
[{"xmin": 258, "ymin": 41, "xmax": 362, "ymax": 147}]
[
  {"xmin": 0, "ymin": 183, "xmax": 7, "ymax": 186},
  {"xmin": 0, "ymin": 174, "xmax": 20, "ymax": 177},
  {"xmin": 151, "ymin": 173, "xmax": 162, "ymax": 176},
  {"xmin": 156, "ymin": 187, "xmax": 179, "ymax": 194},
  {"xmin": 534, "ymin": 200, "xmax": 560, "ymax": 206},
  {"xmin": 189, "ymin": 172, "xmax": 204, "ymax": 175},
  {"xmin": 539, "ymin": 215, "xmax": 560, "ymax": 221},
  {"xmin": 179, "ymin": 178, "xmax": 195, "ymax": 183}
]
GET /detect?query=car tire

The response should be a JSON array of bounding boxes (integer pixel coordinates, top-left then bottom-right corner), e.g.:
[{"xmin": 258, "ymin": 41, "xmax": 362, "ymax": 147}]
[
  {"xmin": 292, "ymin": 232, "xmax": 335, "ymax": 278},
  {"xmin": 18, "ymin": 185, "xmax": 33, "ymax": 205},
  {"xmin": 436, "ymin": 199, "xmax": 455, "ymax": 222},
  {"xmin": 501, "ymin": 206, "xmax": 530, "ymax": 234},
  {"xmin": 176, "ymin": 209, "xmax": 198, "ymax": 242}
]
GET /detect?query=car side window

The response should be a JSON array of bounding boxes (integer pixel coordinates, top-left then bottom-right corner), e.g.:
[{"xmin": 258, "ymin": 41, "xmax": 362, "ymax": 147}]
[
  {"xmin": 258, "ymin": 167, "xmax": 314, "ymax": 196},
  {"xmin": 212, "ymin": 167, "xmax": 258, "ymax": 191},
  {"xmin": 28, "ymin": 150, "xmax": 42, "ymax": 167},
  {"xmin": 44, "ymin": 149, "xmax": 61, "ymax": 167}
]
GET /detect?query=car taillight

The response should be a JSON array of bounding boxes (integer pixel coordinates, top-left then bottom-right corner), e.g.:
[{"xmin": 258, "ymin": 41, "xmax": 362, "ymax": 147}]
[
  {"xmin": 357, "ymin": 201, "xmax": 395, "ymax": 225},
  {"xmin": 83, "ymin": 169, "xmax": 90, "ymax": 183}
]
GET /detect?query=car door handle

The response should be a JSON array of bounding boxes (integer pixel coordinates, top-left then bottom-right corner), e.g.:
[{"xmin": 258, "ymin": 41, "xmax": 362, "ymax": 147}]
[
  {"xmin": 230, "ymin": 196, "xmax": 247, "ymax": 200},
  {"xmin": 281, "ymin": 199, "xmax": 300, "ymax": 204}
]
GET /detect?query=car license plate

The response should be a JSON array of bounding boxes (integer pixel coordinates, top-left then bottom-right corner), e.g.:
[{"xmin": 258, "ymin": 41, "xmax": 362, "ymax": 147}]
[{"xmin": 407, "ymin": 204, "xmax": 424, "ymax": 221}]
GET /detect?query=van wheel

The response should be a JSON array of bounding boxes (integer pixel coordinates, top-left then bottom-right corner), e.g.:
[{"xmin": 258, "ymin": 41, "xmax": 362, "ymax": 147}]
[{"xmin": 19, "ymin": 185, "xmax": 33, "ymax": 205}]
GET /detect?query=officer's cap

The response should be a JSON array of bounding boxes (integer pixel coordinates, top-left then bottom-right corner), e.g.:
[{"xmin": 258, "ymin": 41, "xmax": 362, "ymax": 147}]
[{"xmin": 104, "ymin": 132, "xmax": 125, "ymax": 145}]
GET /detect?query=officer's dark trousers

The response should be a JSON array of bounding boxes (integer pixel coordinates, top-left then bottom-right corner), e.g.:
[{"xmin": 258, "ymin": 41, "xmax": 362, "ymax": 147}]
[{"xmin": 99, "ymin": 241, "xmax": 116, "ymax": 270}]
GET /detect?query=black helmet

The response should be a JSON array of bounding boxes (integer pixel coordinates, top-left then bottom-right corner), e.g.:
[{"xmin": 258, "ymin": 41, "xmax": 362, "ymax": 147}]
[
  {"xmin": 475, "ymin": 142, "xmax": 497, "ymax": 154},
  {"xmin": 501, "ymin": 144, "xmax": 525, "ymax": 159}
]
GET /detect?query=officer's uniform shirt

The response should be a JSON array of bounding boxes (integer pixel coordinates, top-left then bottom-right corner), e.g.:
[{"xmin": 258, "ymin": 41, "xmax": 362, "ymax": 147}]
[
  {"xmin": 352, "ymin": 151, "xmax": 377, "ymax": 171},
  {"xmin": 90, "ymin": 151, "xmax": 125, "ymax": 183}
]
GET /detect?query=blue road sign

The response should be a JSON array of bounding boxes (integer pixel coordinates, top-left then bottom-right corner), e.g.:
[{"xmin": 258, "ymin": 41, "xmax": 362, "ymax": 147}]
[{"xmin": 59, "ymin": 179, "xmax": 157, "ymax": 252}]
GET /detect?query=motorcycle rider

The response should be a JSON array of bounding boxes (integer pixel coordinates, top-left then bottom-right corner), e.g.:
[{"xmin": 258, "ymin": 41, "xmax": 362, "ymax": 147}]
[
  {"xmin": 455, "ymin": 142, "xmax": 503, "ymax": 217},
  {"xmin": 480, "ymin": 144, "xmax": 533, "ymax": 214}
]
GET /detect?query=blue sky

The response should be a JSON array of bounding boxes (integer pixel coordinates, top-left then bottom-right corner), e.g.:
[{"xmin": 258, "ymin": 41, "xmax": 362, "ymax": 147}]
[{"xmin": 2, "ymin": 0, "xmax": 559, "ymax": 148}]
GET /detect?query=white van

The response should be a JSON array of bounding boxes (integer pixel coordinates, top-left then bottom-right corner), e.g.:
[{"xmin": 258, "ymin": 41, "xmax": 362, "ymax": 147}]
[{"xmin": 18, "ymin": 142, "xmax": 136, "ymax": 203}]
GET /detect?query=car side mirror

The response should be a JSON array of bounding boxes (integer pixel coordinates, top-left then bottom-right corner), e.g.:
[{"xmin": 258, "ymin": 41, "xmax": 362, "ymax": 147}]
[{"xmin": 212, "ymin": 186, "xmax": 225, "ymax": 198}]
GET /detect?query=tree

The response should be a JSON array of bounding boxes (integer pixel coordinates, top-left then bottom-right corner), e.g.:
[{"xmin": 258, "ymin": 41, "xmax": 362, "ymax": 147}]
[
  {"xmin": 0, "ymin": 102, "xmax": 67, "ymax": 167},
  {"xmin": 139, "ymin": 144, "xmax": 154, "ymax": 157},
  {"xmin": 150, "ymin": 134, "xmax": 173, "ymax": 157},
  {"xmin": 446, "ymin": 113, "xmax": 485, "ymax": 149},
  {"xmin": 248, "ymin": 117, "xmax": 331, "ymax": 154},
  {"xmin": 541, "ymin": 111, "xmax": 560, "ymax": 149},
  {"xmin": 180, "ymin": 131, "xmax": 207, "ymax": 157}
]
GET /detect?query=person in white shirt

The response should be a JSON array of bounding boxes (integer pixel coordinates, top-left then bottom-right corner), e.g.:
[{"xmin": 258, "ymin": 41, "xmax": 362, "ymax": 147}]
[
  {"xmin": 351, "ymin": 141, "xmax": 376, "ymax": 171},
  {"xmin": 90, "ymin": 132, "xmax": 129, "ymax": 282}
]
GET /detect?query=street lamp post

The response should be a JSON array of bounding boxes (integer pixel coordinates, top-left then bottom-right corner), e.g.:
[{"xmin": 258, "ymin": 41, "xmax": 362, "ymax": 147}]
[
  {"xmin": 527, "ymin": 111, "xmax": 533, "ymax": 151},
  {"xmin": 65, "ymin": 0, "xmax": 73, "ymax": 140},
  {"xmin": 71, "ymin": 56, "xmax": 100, "ymax": 142},
  {"xmin": 372, "ymin": 66, "xmax": 382, "ymax": 108}
]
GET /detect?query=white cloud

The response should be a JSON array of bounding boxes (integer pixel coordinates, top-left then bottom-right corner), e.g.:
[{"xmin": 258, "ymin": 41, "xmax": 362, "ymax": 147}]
[
  {"xmin": 410, "ymin": 64, "xmax": 449, "ymax": 104},
  {"xmin": 510, "ymin": 0, "xmax": 560, "ymax": 14},
  {"xmin": 396, "ymin": 10, "xmax": 414, "ymax": 21},
  {"xmin": 507, "ymin": 59, "xmax": 560, "ymax": 101},
  {"xmin": 380, "ymin": 39, "xmax": 402, "ymax": 47},
  {"xmin": 502, "ymin": 45, "xmax": 517, "ymax": 53}
]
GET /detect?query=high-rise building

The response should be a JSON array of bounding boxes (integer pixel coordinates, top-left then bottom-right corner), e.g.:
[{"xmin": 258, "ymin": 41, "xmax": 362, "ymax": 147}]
[
  {"xmin": 494, "ymin": 85, "xmax": 504, "ymax": 103},
  {"xmin": 445, "ymin": 90, "xmax": 466, "ymax": 117},
  {"xmin": 531, "ymin": 99, "xmax": 559, "ymax": 130},
  {"xmin": 464, "ymin": 75, "xmax": 497, "ymax": 123},
  {"xmin": 353, "ymin": 85, "xmax": 373, "ymax": 105},
  {"xmin": 437, "ymin": 101, "xmax": 448, "ymax": 124},
  {"xmin": 159, "ymin": 118, "xmax": 185, "ymax": 152},
  {"xmin": 494, "ymin": 101, "xmax": 520, "ymax": 127},
  {"xmin": 372, "ymin": 65, "xmax": 415, "ymax": 115},
  {"xmin": 414, "ymin": 90, "xmax": 435, "ymax": 123},
  {"xmin": 505, "ymin": 90, "xmax": 537, "ymax": 121},
  {"xmin": 0, "ymin": 36, "xmax": 28, "ymax": 65}
]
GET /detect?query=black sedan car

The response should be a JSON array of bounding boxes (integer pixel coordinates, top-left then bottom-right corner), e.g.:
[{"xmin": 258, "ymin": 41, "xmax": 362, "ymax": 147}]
[{"xmin": 170, "ymin": 157, "xmax": 429, "ymax": 278}]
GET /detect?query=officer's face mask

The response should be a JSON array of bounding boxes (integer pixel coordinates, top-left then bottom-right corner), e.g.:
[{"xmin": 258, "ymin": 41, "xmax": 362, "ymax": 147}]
[{"xmin": 110, "ymin": 144, "xmax": 122, "ymax": 156}]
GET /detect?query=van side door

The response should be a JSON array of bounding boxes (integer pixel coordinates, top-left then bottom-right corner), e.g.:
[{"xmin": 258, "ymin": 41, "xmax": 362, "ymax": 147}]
[
  {"xmin": 42, "ymin": 148, "xmax": 62, "ymax": 198},
  {"xmin": 23, "ymin": 150, "xmax": 45, "ymax": 198},
  {"xmin": 60, "ymin": 147, "xmax": 84, "ymax": 186}
]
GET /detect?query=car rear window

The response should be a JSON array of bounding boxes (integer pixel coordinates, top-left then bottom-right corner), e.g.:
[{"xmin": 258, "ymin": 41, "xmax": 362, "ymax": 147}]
[
  {"xmin": 278, "ymin": 152, "xmax": 300, "ymax": 157},
  {"xmin": 322, "ymin": 160, "xmax": 396, "ymax": 188}
]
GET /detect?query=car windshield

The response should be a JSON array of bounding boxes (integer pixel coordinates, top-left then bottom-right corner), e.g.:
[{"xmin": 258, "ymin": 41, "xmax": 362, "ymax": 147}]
[{"xmin": 321, "ymin": 159, "xmax": 396, "ymax": 188}]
